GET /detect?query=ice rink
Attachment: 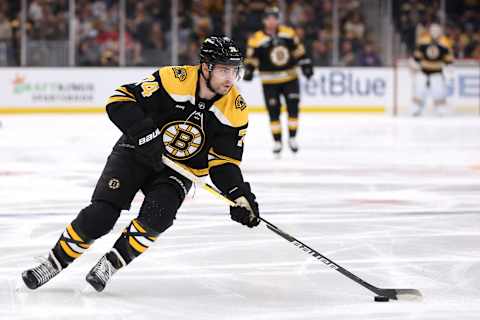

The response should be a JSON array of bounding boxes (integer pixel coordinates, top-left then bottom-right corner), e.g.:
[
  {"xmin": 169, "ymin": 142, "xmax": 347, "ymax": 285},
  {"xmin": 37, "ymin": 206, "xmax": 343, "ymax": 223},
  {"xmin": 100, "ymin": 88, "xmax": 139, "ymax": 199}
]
[{"xmin": 1, "ymin": 112, "xmax": 480, "ymax": 320}]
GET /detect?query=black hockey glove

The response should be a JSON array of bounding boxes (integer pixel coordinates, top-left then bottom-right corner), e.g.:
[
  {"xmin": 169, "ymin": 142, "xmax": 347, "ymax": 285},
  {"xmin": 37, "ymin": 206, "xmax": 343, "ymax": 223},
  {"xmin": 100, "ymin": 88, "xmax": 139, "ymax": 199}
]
[
  {"xmin": 243, "ymin": 64, "xmax": 255, "ymax": 81},
  {"xmin": 127, "ymin": 118, "xmax": 165, "ymax": 172},
  {"xmin": 227, "ymin": 182, "xmax": 260, "ymax": 228},
  {"xmin": 299, "ymin": 58, "xmax": 313, "ymax": 79}
]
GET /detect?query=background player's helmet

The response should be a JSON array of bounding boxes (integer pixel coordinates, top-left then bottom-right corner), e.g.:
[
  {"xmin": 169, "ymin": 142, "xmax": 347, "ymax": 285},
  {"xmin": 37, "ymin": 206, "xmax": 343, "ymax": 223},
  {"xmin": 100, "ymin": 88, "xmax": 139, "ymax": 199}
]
[
  {"xmin": 429, "ymin": 23, "xmax": 443, "ymax": 39},
  {"xmin": 199, "ymin": 36, "xmax": 243, "ymax": 66},
  {"xmin": 263, "ymin": 6, "xmax": 280, "ymax": 19}
]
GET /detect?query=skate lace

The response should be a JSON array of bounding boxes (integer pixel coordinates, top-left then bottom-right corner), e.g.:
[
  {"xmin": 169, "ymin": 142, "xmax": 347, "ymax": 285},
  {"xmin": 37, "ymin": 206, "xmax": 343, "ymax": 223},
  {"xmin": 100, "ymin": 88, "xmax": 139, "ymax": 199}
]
[
  {"xmin": 31, "ymin": 257, "xmax": 60, "ymax": 285},
  {"xmin": 91, "ymin": 256, "xmax": 116, "ymax": 284}
]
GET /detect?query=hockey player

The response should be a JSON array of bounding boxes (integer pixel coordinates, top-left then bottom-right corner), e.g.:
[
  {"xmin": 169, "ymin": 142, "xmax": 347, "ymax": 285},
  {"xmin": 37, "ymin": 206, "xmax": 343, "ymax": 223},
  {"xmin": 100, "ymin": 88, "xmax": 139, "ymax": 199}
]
[
  {"xmin": 21, "ymin": 36, "xmax": 260, "ymax": 292},
  {"xmin": 243, "ymin": 6, "xmax": 313, "ymax": 155},
  {"xmin": 410, "ymin": 23, "xmax": 454, "ymax": 116}
]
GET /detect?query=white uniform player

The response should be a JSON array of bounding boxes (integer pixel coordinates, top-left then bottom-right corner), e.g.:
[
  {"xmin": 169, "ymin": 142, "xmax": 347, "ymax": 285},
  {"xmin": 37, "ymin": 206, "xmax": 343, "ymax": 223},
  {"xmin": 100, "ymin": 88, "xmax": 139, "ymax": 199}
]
[{"xmin": 410, "ymin": 24, "xmax": 454, "ymax": 116}]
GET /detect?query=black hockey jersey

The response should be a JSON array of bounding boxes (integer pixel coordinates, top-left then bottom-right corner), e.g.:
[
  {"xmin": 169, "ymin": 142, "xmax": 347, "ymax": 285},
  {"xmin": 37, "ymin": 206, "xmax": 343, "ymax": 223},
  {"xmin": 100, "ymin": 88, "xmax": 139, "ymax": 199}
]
[
  {"xmin": 414, "ymin": 35, "xmax": 453, "ymax": 74},
  {"xmin": 245, "ymin": 25, "xmax": 307, "ymax": 84},
  {"xmin": 106, "ymin": 65, "xmax": 248, "ymax": 177}
]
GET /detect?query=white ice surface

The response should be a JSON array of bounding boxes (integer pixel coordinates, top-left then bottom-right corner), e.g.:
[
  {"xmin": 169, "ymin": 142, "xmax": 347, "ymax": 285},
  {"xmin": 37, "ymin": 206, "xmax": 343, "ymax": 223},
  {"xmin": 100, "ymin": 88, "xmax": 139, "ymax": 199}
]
[{"xmin": 1, "ymin": 113, "xmax": 480, "ymax": 320}]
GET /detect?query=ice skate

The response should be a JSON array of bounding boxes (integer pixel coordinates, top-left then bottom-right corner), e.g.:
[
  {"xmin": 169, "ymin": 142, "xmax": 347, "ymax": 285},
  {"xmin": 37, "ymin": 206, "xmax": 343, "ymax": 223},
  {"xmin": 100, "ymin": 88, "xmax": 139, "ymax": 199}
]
[
  {"xmin": 288, "ymin": 137, "xmax": 299, "ymax": 153},
  {"xmin": 272, "ymin": 141, "xmax": 282, "ymax": 155},
  {"xmin": 86, "ymin": 250, "xmax": 124, "ymax": 292},
  {"xmin": 22, "ymin": 251, "xmax": 62, "ymax": 289}
]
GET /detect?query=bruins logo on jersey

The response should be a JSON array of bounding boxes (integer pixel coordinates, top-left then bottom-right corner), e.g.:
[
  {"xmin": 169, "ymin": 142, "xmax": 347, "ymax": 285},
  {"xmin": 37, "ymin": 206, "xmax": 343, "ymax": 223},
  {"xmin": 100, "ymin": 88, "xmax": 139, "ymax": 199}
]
[
  {"xmin": 235, "ymin": 95, "xmax": 247, "ymax": 111},
  {"xmin": 270, "ymin": 46, "xmax": 290, "ymax": 66},
  {"xmin": 426, "ymin": 45, "xmax": 440, "ymax": 59},
  {"xmin": 161, "ymin": 120, "xmax": 205, "ymax": 160},
  {"xmin": 172, "ymin": 67, "xmax": 187, "ymax": 81}
]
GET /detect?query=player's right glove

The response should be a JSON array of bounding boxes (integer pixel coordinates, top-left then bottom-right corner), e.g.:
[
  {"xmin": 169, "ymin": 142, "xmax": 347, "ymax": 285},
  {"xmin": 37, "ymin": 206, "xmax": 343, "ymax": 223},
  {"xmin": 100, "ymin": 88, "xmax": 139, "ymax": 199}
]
[
  {"xmin": 243, "ymin": 64, "xmax": 255, "ymax": 81},
  {"xmin": 127, "ymin": 118, "xmax": 165, "ymax": 172},
  {"xmin": 299, "ymin": 58, "xmax": 313, "ymax": 79},
  {"xmin": 227, "ymin": 182, "xmax": 260, "ymax": 228}
]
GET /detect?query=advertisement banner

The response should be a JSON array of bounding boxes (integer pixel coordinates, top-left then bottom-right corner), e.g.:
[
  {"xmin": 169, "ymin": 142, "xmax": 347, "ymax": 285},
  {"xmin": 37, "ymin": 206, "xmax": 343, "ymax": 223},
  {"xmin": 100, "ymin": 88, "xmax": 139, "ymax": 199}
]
[
  {"xmin": 0, "ymin": 66, "xmax": 477, "ymax": 114},
  {"xmin": 0, "ymin": 68, "xmax": 151, "ymax": 112},
  {"xmin": 238, "ymin": 67, "xmax": 391, "ymax": 113}
]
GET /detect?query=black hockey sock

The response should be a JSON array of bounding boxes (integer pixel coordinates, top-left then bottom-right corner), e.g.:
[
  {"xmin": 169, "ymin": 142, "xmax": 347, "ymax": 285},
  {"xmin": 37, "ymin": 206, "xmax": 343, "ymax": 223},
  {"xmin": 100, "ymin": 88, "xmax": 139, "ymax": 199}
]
[
  {"xmin": 52, "ymin": 222, "xmax": 94, "ymax": 268},
  {"xmin": 112, "ymin": 219, "xmax": 159, "ymax": 265},
  {"xmin": 270, "ymin": 120, "xmax": 282, "ymax": 142},
  {"xmin": 288, "ymin": 117, "xmax": 298, "ymax": 138}
]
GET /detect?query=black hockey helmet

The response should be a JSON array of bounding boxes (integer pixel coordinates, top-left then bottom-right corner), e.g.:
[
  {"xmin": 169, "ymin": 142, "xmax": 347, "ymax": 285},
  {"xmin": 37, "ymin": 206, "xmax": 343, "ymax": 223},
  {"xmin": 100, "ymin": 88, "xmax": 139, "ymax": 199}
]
[
  {"xmin": 199, "ymin": 35, "xmax": 243, "ymax": 66},
  {"xmin": 263, "ymin": 6, "xmax": 280, "ymax": 19}
]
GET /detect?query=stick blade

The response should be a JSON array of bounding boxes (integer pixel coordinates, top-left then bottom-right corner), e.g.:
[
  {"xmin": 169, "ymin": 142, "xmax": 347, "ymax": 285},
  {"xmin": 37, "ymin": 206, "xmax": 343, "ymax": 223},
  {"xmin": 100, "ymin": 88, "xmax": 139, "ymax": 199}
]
[
  {"xmin": 394, "ymin": 289, "xmax": 423, "ymax": 301},
  {"xmin": 375, "ymin": 288, "xmax": 423, "ymax": 301}
]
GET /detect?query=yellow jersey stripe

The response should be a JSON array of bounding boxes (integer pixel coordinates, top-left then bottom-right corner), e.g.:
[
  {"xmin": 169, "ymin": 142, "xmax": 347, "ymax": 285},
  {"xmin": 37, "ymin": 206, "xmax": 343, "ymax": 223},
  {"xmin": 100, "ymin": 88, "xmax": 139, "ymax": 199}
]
[
  {"xmin": 116, "ymin": 86, "xmax": 135, "ymax": 98},
  {"xmin": 208, "ymin": 159, "xmax": 239, "ymax": 168},
  {"xmin": 208, "ymin": 149, "xmax": 241, "ymax": 166},
  {"xmin": 107, "ymin": 96, "xmax": 137, "ymax": 104}
]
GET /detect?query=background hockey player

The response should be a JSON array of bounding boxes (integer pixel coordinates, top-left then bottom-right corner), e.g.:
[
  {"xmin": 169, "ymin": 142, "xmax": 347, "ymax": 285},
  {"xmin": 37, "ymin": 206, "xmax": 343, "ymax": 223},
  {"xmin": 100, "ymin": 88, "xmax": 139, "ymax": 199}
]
[
  {"xmin": 21, "ymin": 35, "xmax": 261, "ymax": 292},
  {"xmin": 410, "ymin": 23, "xmax": 454, "ymax": 116},
  {"xmin": 243, "ymin": 6, "xmax": 313, "ymax": 155}
]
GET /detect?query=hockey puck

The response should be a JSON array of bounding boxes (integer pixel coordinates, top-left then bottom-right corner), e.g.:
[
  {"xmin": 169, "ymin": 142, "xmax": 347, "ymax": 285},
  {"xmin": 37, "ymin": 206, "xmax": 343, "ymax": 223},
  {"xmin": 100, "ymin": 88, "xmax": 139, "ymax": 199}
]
[{"xmin": 374, "ymin": 296, "xmax": 390, "ymax": 302}]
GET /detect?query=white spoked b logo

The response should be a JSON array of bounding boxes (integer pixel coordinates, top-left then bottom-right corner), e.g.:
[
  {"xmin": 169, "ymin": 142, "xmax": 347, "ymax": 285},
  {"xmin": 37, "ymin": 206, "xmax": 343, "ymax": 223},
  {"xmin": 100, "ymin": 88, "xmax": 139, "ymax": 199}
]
[{"xmin": 161, "ymin": 121, "xmax": 205, "ymax": 160}]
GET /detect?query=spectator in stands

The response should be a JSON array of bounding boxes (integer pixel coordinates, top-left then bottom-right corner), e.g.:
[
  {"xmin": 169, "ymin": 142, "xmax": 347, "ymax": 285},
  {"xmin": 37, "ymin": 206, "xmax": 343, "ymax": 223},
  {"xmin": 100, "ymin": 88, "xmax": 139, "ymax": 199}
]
[
  {"xmin": 357, "ymin": 42, "xmax": 382, "ymax": 66},
  {"xmin": 344, "ymin": 12, "xmax": 365, "ymax": 40},
  {"xmin": 0, "ymin": 11, "xmax": 12, "ymax": 42},
  {"xmin": 339, "ymin": 40, "xmax": 356, "ymax": 66},
  {"xmin": 311, "ymin": 39, "xmax": 331, "ymax": 66}
]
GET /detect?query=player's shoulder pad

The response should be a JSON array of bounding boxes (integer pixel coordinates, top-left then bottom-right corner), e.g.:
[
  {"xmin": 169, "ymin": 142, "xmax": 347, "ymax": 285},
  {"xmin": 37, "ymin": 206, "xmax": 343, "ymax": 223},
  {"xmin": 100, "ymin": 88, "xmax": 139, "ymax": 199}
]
[
  {"xmin": 278, "ymin": 25, "xmax": 296, "ymax": 38},
  {"xmin": 248, "ymin": 31, "xmax": 269, "ymax": 48},
  {"xmin": 438, "ymin": 36, "xmax": 452, "ymax": 48},
  {"xmin": 159, "ymin": 65, "xmax": 198, "ymax": 103},
  {"xmin": 210, "ymin": 85, "xmax": 248, "ymax": 128},
  {"xmin": 417, "ymin": 34, "xmax": 432, "ymax": 45}
]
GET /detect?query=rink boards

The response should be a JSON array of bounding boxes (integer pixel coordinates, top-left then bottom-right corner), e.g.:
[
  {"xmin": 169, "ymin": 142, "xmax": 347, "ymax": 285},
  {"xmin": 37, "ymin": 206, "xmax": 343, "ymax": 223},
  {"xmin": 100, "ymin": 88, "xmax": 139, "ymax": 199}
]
[{"xmin": 0, "ymin": 65, "xmax": 478, "ymax": 115}]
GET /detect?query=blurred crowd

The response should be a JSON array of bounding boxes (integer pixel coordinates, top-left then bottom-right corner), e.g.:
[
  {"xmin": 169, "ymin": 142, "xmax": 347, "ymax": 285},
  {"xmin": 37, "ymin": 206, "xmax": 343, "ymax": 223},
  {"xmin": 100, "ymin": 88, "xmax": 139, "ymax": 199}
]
[{"xmin": 0, "ymin": 0, "xmax": 478, "ymax": 67}]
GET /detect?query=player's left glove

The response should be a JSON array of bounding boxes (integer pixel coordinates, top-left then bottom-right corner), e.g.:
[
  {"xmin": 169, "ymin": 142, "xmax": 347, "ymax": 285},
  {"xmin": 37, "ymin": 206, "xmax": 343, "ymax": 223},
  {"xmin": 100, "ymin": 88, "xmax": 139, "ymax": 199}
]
[
  {"xmin": 227, "ymin": 182, "xmax": 260, "ymax": 228},
  {"xmin": 299, "ymin": 58, "xmax": 313, "ymax": 79},
  {"xmin": 127, "ymin": 118, "xmax": 165, "ymax": 172}
]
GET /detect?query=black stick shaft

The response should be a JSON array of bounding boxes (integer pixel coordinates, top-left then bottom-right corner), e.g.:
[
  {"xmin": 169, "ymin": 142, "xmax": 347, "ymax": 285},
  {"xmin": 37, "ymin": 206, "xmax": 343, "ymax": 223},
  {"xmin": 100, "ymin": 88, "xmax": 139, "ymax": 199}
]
[{"xmin": 259, "ymin": 217, "xmax": 382, "ymax": 295}]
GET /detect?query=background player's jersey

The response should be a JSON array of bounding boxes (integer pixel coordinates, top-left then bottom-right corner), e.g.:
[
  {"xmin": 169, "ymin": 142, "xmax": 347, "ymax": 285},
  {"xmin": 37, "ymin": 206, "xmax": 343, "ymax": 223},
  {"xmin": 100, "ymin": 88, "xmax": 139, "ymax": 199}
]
[
  {"xmin": 414, "ymin": 35, "xmax": 453, "ymax": 75},
  {"xmin": 106, "ymin": 65, "xmax": 249, "ymax": 177},
  {"xmin": 245, "ymin": 25, "xmax": 307, "ymax": 84}
]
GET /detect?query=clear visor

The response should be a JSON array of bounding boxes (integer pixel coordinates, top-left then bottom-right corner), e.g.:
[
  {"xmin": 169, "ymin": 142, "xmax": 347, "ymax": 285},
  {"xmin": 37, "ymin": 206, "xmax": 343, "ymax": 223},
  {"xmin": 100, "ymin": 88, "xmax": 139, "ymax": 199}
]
[{"xmin": 211, "ymin": 64, "xmax": 244, "ymax": 81}]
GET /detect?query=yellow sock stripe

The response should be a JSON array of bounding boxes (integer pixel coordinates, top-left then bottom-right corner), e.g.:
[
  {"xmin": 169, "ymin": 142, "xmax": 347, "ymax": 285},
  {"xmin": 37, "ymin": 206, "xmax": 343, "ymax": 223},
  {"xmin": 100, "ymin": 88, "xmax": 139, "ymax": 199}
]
[
  {"xmin": 132, "ymin": 219, "xmax": 146, "ymax": 233},
  {"xmin": 287, "ymin": 117, "xmax": 298, "ymax": 130},
  {"xmin": 60, "ymin": 240, "xmax": 82, "ymax": 258},
  {"xmin": 131, "ymin": 219, "xmax": 157, "ymax": 241},
  {"xmin": 128, "ymin": 236, "xmax": 147, "ymax": 253},
  {"xmin": 270, "ymin": 121, "xmax": 281, "ymax": 134},
  {"xmin": 66, "ymin": 224, "xmax": 90, "ymax": 249}
]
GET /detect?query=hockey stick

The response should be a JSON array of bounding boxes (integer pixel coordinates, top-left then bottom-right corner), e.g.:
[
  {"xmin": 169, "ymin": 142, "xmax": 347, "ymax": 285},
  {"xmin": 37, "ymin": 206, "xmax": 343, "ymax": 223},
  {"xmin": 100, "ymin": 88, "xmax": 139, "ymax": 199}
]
[{"xmin": 162, "ymin": 155, "xmax": 422, "ymax": 301}]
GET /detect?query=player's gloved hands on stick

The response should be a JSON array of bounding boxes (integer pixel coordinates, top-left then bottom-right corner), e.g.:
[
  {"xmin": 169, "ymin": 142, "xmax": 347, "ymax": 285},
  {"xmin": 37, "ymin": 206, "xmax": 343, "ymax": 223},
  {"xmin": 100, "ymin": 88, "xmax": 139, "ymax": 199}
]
[
  {"xmin": 227, "ymin": 182, "xmax": 260, "ymax": 228},
  {"xmin": 243, "ymin": 64, "xmax": 255, "ymax": 81},
  {"xmin": 127, "ymin": 118, "xmax": 165, "ymax": 172}
]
